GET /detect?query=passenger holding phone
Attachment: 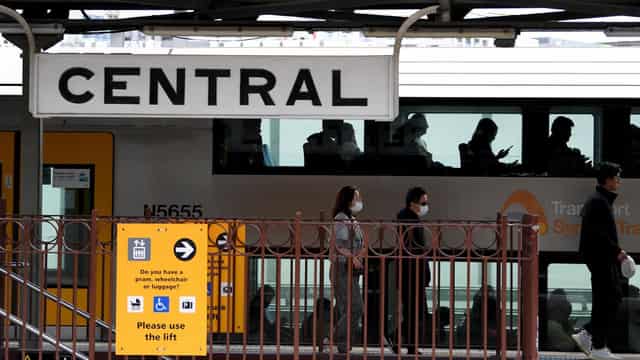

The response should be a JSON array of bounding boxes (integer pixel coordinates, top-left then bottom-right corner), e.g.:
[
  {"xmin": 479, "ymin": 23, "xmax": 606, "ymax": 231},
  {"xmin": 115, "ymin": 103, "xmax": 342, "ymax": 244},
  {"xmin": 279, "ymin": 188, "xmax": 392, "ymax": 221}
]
[
  {"xmin": 496, "ymin": 145, "xmax": 513, "ymax": 160},
  {"xmin": 460, "ymin": 118, "xmax": 518, "ymax": 176}
]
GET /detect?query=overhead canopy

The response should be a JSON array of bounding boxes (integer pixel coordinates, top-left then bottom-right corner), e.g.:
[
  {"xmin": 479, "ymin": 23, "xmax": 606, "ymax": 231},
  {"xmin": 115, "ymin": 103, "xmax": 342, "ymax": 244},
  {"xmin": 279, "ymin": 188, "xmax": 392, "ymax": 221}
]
[{"xmin": 1, "ymin": 1, "xmax": 640, "ymax": 34}]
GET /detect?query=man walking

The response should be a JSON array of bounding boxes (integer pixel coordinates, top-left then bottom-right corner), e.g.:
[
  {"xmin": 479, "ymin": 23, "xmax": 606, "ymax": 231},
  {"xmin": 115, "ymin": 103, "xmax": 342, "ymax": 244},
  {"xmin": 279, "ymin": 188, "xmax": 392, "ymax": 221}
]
[
  {"xmin": 572, "ymin": 162, "xmax": 628, "ymax": 360},
  {"xmin": 390, "ymin": 187, "xmax": 431, "ymax": 354}
]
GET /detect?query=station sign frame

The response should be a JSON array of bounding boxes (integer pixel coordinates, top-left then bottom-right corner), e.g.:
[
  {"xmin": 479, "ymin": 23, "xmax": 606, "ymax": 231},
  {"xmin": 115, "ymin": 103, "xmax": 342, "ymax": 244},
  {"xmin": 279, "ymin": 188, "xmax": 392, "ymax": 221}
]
[{"xmin": 30, "ymin": 53, "xmax": 396, "ymax": 121}]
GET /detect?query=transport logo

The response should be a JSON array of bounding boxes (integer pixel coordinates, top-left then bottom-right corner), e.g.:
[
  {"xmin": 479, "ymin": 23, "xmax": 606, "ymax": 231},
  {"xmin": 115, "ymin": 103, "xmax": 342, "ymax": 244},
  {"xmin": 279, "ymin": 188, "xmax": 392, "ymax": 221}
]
[{"xmin": 500, "ymin": 190, "xmax": 548, "ymax": 235}]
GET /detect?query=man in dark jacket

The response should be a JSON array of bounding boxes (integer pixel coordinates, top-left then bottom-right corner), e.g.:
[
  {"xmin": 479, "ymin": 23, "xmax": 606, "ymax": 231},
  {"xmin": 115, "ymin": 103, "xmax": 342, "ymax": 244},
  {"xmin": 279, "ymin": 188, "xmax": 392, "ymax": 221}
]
[
  {"xmin": 572, "ymin": 162, "xmax": 629, "ymax": 360},
  {"xmin": 389, "ymin": 187, "xmax": 432, "ymax": 354}
]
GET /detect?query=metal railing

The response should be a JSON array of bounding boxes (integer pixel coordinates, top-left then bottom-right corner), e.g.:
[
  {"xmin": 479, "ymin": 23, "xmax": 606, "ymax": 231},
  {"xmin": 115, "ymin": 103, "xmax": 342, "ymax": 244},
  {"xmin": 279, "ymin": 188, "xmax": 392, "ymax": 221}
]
[{"xmin": 0, "ymin": 205, "xmax": 539, "ymax": 360}]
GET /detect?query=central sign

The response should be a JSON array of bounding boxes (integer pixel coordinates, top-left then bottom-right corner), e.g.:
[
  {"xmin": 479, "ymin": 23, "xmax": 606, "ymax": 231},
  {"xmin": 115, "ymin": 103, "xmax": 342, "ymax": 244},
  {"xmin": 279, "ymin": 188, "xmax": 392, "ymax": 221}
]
[{"xmin": 31, "ymin": 53, "xmax": 395, "ymax": 120}]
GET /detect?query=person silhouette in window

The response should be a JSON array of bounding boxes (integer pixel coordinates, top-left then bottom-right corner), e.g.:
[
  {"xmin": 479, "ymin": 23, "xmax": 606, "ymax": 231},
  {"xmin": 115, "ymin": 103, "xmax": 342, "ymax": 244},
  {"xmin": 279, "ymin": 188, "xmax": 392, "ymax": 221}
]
[
  {"xmin": 302, "ymin": 297, "xmax": 333, "ymax": 349},
  {"xmin": 248, "ymin": 285, "xmax": 277, "ymax": 341},
  {"xmin": 303, "ymin": 120, "xmax": 343, "ymax": 170},
  {"xmin": 339, "ymin": 122, "xmax": 362, "ymax": 165},
  {"xmin": 545, "ymin": 116, "xmax": 592, "ymax": 176},
  {"xmin": 217, "ymin": 119, "xmax": 266, "ymax": 171},
  {"xmin": 546, "ymin": 289, "xmax": 578, "ymax": 352},
  {"xmin": 460, "ymin": 118, "xmax": 517, "ymax": 176},
  {"xmin": 389, "ymin": 113, "xmax": 445, "ymax": 174},
  {"xmin": 456, "ymin": 285, "xmax": 498, "ymax": 347}
]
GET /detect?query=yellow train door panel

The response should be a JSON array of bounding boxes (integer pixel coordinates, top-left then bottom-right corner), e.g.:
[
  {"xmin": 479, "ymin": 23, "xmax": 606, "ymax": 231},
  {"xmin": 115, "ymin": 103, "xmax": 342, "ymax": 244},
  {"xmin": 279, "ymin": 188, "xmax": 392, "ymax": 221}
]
[
  {"xmin": 0, "ymin": 132, "xmax": 16, "ymax": 215},
  {"xmin": 42, "ymin": 133, "xmax": 113, "ymax": 327},
  {"xmin": 0, "ymin": 132, "xmax": 16, "ymax": 324}
]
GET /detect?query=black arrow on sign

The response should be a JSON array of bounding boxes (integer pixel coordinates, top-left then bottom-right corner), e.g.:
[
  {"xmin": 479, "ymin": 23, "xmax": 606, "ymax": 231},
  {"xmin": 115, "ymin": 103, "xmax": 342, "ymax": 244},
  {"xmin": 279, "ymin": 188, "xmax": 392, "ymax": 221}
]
[{"xmin": 174, "ymin": 238, "xmax": 196, "ymax": 261}]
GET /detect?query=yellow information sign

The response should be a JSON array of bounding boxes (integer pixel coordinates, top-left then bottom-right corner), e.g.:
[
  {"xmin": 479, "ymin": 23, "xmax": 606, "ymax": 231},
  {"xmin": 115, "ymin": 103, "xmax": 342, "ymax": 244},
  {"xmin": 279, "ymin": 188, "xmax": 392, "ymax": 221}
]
[
  {"xmin": 116, "ymin": 224, "xmax": 207, "ymax": 356},
  {"xmin": 207, "ymin": 223, "xmax": 246, "ymax": 333}
]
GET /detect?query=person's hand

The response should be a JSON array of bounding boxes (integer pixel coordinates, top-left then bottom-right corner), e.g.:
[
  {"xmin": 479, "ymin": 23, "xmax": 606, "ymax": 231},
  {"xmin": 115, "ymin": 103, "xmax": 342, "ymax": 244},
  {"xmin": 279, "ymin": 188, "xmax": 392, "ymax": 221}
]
[
  {"xmin": 618, "ymin": 250, "xmax": 628, "ymax": 263},
  {"xmin": 497, "ymin": 146, "xmax": 512, "ymax": 159},
  {"xmin": 353, "ymin": 257, "xmax": 363, "ymax": 270}
]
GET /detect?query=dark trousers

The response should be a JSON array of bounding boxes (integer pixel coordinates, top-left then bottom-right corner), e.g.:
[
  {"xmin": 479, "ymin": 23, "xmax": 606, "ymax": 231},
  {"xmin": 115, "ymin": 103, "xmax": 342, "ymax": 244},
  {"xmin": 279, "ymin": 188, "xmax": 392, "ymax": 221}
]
[
  {"xmin": 398, "ymin": 257, "xmax": 429, "ymax": 349},
  {"xmin": 332, "ymin": 263, "xmax": 363, "ymax": 352},
  {"xmin": 584, "ymin": 262, "xmax": 622, "ymax": 349}
]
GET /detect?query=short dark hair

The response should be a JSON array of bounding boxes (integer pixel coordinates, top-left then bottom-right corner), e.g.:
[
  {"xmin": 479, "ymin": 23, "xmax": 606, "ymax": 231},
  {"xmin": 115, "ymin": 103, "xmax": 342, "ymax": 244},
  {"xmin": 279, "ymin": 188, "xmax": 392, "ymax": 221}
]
[
  {"xmin": 405, "ymin": 187, "xmax": 427, "ymax": 208},
  {"xmin": 551, "ymin": 116, "xmax": 574, "ymax": 134},
  {"xmin": 596, "ymin": 162, "xmax": 621, "ymax": 185},
  {"xmin": 333, "ymin": 185, "xmax": 358, "ymax": 217}
]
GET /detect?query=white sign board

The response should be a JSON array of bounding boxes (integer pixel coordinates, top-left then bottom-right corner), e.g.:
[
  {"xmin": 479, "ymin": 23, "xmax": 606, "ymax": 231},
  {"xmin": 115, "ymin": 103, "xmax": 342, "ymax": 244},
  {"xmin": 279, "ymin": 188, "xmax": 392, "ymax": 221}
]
[
  {"xmin": 52, "ymin": 168, "xmax": 90, "ymax": 189},
  {"xmin": 31, "ymin": 53, "xmax": 395, "ymax": 120}
]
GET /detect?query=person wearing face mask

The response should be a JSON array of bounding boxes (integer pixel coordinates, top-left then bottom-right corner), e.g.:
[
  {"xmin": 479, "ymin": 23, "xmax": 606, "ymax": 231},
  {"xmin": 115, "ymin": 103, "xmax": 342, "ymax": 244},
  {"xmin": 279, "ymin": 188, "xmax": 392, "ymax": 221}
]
[
  {"xmin": 572, "ymin": 162, "xmax": 629, "ymax": 360},
  {"xmin": 388, "ymin": 187, "xmax": 431, "ymax": 355},
  {"xmin": 331, "ymin": 185, "xmax": 365, "ymax": 353}
]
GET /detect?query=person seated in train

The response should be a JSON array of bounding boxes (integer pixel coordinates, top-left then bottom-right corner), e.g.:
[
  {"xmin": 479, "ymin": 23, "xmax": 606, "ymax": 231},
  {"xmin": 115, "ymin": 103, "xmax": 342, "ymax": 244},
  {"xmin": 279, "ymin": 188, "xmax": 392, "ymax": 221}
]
[
  {"xmin": 247, "ymin": 285, "xmax": 277, "ymax": 341},
  {"xmin": 459, "ymin": 118, "xmax": 518, "ymax": 176},
  {"xmin": 455, "ymin": 285, "xmax": 498, "ymax": 347},
  {"xmin": 303, "ymin": 120, "xmax": 344, "ymax": 170},
  {"xmin": 545, "ymin": 116, "xmax": 592, "ymax": 176},
  {"xmin": 301, "ymin": 297, "xmax": 333, "ymax": 348},
  {"xmin": 622, "ymin": 286, "xmax": 640, "ymax": 353},
  {"xmin": 429, "ymin": 306, "xmax": 452, "ymax": 347},
  {"xmin": 545, "ymin": 289, "xmax": 578, "ymax": 352},
  {"xmin": 389, "ymin": 113, "xmax": 445, "ymax": 175},
  {"xmin": 218, "ymin": 118, "xmax": 267, "ymax": 171},
  {"xmin": 339, "ymin": 122, "xmax": 362, "ymax": 165},
  {"xmin": 606, "ymin": 285, "xmax": 640, "ymax": 353}
]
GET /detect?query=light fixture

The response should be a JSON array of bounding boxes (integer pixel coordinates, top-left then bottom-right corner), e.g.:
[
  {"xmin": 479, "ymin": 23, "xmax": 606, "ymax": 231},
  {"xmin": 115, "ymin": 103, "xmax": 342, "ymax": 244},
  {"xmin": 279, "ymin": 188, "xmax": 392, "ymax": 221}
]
[
  {"xmin": 364, "ymin": 27, "xmax": 517, "ymax": 39},
  {"xmin": 142, "ymin": 25, "xmax": 293, "ymax": 37},
  {"xmin": 604, "ymin": 27, "xmax": 640, "ymax": 37},
  {"xmin": 0, "ymin": 23, "xmax": 64, "ymax": 34}
]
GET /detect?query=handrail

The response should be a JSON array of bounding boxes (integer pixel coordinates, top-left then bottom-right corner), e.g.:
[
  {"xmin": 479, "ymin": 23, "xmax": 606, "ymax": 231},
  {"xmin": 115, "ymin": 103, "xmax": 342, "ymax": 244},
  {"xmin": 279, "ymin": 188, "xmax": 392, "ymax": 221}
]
[
  {"xmin": 0, "ymin": 263, "xmax": 114, "ymax": 333},
  {"xmin": 0, "ymin": 305, "xmax": 89, "ymax": 360}
]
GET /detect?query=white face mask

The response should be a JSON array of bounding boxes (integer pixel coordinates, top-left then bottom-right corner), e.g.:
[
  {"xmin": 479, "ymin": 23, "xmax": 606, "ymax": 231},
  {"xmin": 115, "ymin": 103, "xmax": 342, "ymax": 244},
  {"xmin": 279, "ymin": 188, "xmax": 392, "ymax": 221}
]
[
  {"xmin": 350, "ymin": 201, "xmax": 363, "ymax": 214},
  {"xmin": 418, "ymin": 204, "xmax": 429, "ymax": 217}
]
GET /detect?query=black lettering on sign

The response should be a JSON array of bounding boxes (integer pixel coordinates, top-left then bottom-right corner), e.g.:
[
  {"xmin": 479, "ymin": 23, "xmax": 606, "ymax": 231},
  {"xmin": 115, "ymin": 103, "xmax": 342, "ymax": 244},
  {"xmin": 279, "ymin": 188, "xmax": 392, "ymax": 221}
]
[
  {"xmin": 286, "ymin": 69, "xmax": 321, "ymax": 106},
  {"xmin": 150, "ymin": 68, "xmax": 186, "ymax": 105},
  {"xmin": 144, "ymin": 204, "xmax": 203, "ymax": 218},
  {"xmin": 195, "ymin": 69, "xmax": 231, "ymax": 106},
  {"xmin": 59, "ymin": 67, "xmax": 95, "ymax": 104},
  {"xmin": 104, "ymin": 67, "xmax": 140, "ymax": 105},
  {"xmin": 332, "ymin": 70, "xmax": 368, "ymax": 107},
  {"xmin": 240, "ymin": 69, "xmax": 276, "ymax": 106}
]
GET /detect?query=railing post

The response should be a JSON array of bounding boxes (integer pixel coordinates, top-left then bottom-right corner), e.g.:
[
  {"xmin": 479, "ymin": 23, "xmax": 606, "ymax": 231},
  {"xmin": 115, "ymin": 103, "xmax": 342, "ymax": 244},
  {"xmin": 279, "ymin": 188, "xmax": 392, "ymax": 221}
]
[
  {"xmin": 87, "ymin": 209, "xmax": 98, "ymax": 358},
  {"xmin": 497, "ymin": 214, "xmax": 508, "ymax": 360},
  {"xmin": 317, "ymin": 211, "xmax": 326, "ymax": 354},
  {"xmin": 293, "ymin": 211, "xmax": 302, "ymax": 359},
  {"xmin": 521, "ymin": 214, "xmax": 539, "ymax": 360}
]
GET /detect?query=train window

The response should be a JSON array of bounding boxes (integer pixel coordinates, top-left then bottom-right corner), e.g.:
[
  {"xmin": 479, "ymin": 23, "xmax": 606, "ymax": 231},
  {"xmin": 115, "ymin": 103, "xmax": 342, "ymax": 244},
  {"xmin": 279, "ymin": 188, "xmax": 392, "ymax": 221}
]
[
  {"xmin": 41, "ymin": 165, "xmax": 93, "ymax": 287},
  {"xmin": 545, "ymin": 263, "xmax": 640, "ymax": 353},
  {"xmin": 260, "ymin": 119, "xmax": 365, "ymax": 167},
  {"xmin": 384, "ymin": 107, "xmax": 522, "ymax": 176},
  {"xmin": 251, "ymin": 257, "xmax": 333, "ymax": 344},
  {"xmin": 546, "ymin": 113, "xmax": 595, "ymax": 177},
  {"xmin": 213, "ymin": 118, "xmax": 365, "ymax": 173},
  {"xmin": 629, "ymin": 114, "xmax": 640, "ymax": 176}
]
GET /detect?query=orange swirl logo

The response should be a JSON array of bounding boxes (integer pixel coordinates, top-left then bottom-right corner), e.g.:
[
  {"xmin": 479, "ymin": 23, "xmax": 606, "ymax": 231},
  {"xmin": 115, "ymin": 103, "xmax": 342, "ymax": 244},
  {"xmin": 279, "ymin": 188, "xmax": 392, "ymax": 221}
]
[{"xmin": 501, "ymin": 189, "xmax": 548, "ymax": 235}]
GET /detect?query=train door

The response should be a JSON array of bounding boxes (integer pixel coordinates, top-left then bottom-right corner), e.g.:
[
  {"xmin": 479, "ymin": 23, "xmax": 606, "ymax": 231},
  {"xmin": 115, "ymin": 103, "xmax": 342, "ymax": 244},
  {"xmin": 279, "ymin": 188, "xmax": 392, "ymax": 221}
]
[
  {"xmin": 0, "ymin": 132, "xmax": 16, "ymax": 215},
  {"xmin": 42, "ymin": 133, "xmax": 113, "ymax": 327},
  {"xmin": 0, "ymin": 132, "xmax": 16, "ymax": 332}
]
